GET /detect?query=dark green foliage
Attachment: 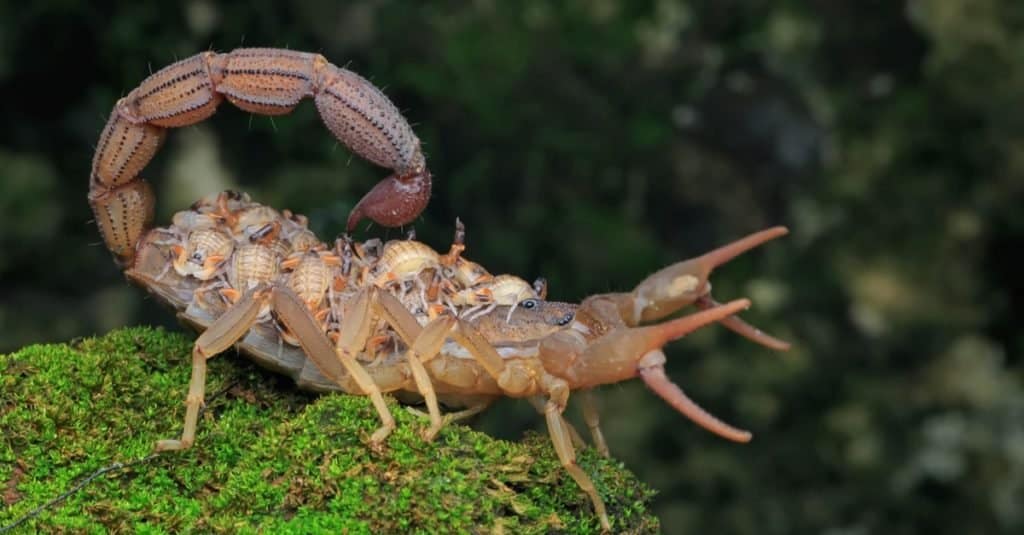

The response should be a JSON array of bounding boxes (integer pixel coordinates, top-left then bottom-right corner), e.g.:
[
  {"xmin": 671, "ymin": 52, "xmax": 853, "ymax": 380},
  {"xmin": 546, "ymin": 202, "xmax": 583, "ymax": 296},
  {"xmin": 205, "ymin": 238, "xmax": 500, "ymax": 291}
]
[
  {"xmin": 1, "ymin": 1, "xmax": 1022, "ymax": 532},
  {"xmin": 1, "ymin": 327, "xmax": 658, "ymax": 533}
]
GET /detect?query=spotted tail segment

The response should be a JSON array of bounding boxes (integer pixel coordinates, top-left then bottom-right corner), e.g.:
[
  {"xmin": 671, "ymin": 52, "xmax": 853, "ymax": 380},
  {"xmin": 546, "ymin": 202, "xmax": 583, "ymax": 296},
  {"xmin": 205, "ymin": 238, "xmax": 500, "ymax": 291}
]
[{"xmin": 89, "ymin": 48, "xmax": 431, "ymax": 268}]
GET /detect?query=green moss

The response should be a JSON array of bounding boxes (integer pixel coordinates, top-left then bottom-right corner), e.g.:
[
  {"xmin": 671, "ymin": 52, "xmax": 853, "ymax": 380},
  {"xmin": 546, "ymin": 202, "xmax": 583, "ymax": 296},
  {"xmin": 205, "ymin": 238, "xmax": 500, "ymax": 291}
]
[{"xmin": 1, "ymin": 327, "xmax": 659, "ymax": 533}]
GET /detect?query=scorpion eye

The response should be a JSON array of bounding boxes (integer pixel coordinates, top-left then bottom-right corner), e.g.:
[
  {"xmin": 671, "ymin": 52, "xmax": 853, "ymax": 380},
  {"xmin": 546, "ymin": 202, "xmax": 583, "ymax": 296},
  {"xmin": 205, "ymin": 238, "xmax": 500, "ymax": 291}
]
[
  {"xmin": 521, "ymin": 298, "xmax": 538, "ymax": 310},
  {"xmin": 557, "ymin": 312, "xmax": 574, "ymax": 326}
]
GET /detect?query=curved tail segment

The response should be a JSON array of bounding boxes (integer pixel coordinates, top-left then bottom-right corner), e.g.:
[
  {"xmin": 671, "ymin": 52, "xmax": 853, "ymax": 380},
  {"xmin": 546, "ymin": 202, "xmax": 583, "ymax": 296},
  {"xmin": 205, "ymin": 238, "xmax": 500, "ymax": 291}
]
[{"xmin": 89, "ymin": 48, "xmax": 431, "ymax": 268}]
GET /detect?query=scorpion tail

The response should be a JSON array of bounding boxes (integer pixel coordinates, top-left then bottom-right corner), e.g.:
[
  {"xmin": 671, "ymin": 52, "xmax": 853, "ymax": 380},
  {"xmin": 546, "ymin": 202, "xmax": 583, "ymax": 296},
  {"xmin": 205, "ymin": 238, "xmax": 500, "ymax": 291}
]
[
  {"xmin": 346, "ymin": 169, "xmax": 432, "ymax": 231},
  {"xmin": 91, "ymin": 49, "xmax": 431, "ymax": 267}
]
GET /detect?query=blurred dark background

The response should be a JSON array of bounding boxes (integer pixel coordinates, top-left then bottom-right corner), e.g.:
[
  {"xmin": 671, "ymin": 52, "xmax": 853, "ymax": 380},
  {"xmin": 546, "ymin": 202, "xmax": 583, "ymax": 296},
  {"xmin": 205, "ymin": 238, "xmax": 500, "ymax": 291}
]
[{"xmin": 2, "ymin": 1, "xmax": 1022, "ymax": 533}]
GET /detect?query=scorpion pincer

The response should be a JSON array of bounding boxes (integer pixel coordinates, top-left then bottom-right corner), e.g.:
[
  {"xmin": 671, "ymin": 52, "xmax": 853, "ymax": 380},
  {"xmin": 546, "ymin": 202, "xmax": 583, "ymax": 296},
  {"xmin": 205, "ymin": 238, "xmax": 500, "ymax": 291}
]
[{"xmin": 89, "ymin": 48, "xmax": 791, "ymax": 531}]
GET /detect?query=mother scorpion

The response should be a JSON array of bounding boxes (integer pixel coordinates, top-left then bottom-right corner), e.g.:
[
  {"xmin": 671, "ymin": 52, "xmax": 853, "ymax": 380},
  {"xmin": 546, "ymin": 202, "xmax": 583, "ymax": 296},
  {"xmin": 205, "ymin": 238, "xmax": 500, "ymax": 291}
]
[{"xmin": 88, "ymin": 48, "xmax": 790, "ymax": 530}]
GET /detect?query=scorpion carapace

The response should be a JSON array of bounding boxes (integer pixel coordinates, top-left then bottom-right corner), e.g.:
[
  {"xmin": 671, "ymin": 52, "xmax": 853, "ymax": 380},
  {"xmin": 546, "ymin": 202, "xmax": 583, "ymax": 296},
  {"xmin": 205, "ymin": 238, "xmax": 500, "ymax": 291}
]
[{"xmin": 91, "ymin": 49, "xmax": 791, "ymax": 531}]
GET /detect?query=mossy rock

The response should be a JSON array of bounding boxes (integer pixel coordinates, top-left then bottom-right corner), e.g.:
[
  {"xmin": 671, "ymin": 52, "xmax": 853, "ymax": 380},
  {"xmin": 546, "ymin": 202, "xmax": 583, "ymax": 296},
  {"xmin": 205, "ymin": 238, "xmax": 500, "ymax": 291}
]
[{"xmin": 1, "ymin": 327, "xmax": 659, "ymax": 533}]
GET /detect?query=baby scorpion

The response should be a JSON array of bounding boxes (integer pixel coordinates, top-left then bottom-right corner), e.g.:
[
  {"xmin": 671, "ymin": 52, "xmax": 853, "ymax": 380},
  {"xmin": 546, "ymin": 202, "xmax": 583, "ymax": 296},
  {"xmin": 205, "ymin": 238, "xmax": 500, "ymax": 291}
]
[{"xmin": 89, "ymin": 48, "xmax": 791, "ymax": 531}]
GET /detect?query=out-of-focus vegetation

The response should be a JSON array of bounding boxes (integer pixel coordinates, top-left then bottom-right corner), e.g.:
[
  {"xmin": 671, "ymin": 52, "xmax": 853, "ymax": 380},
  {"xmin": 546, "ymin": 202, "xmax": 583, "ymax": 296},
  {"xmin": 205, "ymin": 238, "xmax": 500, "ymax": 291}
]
[{"xmin": 1, "ymin": 1, "xmax": 1021, "ymax": 533}]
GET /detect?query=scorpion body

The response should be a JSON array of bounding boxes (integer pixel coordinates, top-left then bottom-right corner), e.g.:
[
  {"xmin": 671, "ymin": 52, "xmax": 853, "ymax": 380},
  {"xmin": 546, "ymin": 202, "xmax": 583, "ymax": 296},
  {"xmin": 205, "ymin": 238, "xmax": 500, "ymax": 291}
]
[{"xmin": 90, "ymin": 48, "xmax": 791, "ymax": 531}]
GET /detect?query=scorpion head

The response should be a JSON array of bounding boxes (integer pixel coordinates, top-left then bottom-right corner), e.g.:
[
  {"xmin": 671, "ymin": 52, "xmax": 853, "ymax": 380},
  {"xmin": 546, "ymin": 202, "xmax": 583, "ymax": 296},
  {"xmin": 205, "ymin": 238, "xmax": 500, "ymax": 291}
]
[
  {"xmin": 468, "ymin": 299, "xmax": 578, "ymax": 345},
  {"xmin": 538, "ymin": 227, "xmax": 791, "ymax": 443}
]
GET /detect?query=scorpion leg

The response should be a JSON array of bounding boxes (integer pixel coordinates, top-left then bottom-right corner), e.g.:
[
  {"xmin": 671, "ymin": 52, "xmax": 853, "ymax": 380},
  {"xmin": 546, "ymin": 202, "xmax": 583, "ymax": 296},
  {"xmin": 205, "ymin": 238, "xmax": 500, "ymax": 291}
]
[
  {"xmin": 371, "ymin": 290, "xmax": 459, "ymax": 441},
  {"xmin": 273, "ymin": 286, "xmax": 398, "ymax": 446},
  {"xmin": 541, "ymin": 376, "xmax": 611, "ymax": 532},
  {"xmin": 319, "ymin": 288, "xmax": 397, "ymax": 446},
  {"xmin": 439, "ymin": 400, "xmax": 493, "ymax": 423},
  {"xmin": 440, "ymin": 217, "xmax": 466, "ymax": 267},
  {"xmin": 527, "ymin": 396, "xmax": 588, "ymax": 450},
  {"xmin": 284, "ymin": 286, "xmax": 468, "ymax": 445},
  {"xmin": 405, "ymin": 399, "xmax": 493, "ymax": 428},
  {"xmin": 393, "ymin": 313, "xmax": 453, "ymax": 441},
  {"xmin": 271, "ymin": 286, "xmax": 347, "ymax": 383},
  {"xmin": 439, "ymin": 319, "xmax": 610, "ymax": 528},
  {"xmin": 537, "ymin": 302, "xmax": 761, "ymax": 528},
  {"xmin": 579, "ymin": 389, "xmax": 610, "ymax": 458},
  {"xmin": 156, "ymin": 287, "xmax": 268, "ymax": 452},
  {"xmin": 347, "ymin": 288, "xmax": 509, "ymax": 441}
]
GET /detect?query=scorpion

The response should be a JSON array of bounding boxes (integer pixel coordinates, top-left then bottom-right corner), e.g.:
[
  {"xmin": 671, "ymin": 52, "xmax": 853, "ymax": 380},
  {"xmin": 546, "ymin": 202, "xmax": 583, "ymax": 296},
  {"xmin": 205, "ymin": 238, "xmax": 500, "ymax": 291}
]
[{"xmin": 87, "ymin": 48, "xmax": 791, "ymax": 531}]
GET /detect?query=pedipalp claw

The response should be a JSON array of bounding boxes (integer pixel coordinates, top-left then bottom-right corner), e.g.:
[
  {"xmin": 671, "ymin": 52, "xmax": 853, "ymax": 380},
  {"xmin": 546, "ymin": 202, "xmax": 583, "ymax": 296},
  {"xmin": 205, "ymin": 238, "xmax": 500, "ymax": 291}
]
[
  {"xmin": 691, "ymin": 226, "xmax": 789, "ymax": 278},
  {"xmin": 565, "ymin": 299, "xmax": 761, "ymax": 440},
  {"xmin": 638, "ymin": 349, "xmax": 752, "ymax": 442},
  {"xmin": 641, "ymin": 298, "xmax": 753, "ymax": 349},
  {"xmin": 696, "ymin": 296, "xmax": 791, "ymax": 351},
  {"xmin": 564, "ymin": 299, "xmax": 753, "ymax": 387},
  {"xmin": 628, "ymin": 226, "xmax": 789, "ymax": 324}
]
